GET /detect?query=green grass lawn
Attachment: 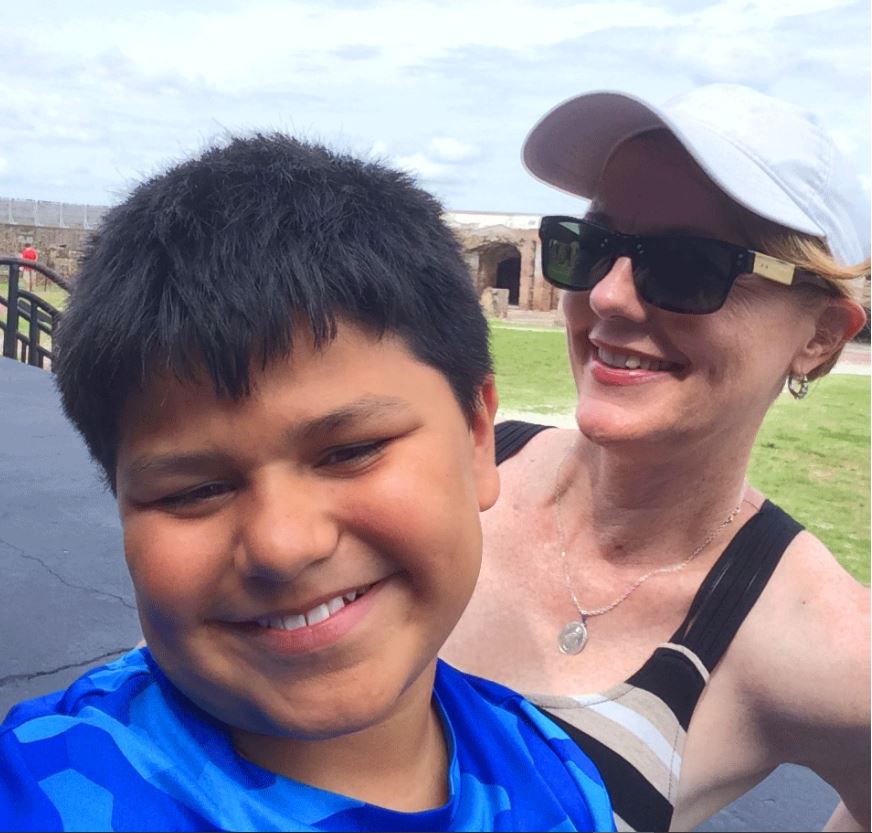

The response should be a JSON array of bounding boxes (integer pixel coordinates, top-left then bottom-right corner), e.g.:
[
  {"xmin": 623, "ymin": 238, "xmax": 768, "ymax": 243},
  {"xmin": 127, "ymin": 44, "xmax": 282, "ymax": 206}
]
[
  {"xmin": 1, "ymin": 278, "xmax": 69, "ymax": 359},
  {"xmin": 0, "ymin": 278, "xmax": 69, "ymax": 312},
  {"xmin": 749, "ymin": 375, "xmax": 870, "ymax": 583},
  {"xmin": 490, "ymin": 321, "xmax": 871, "ymax": 583},
  {"xmin": 491, "ymin": 323, "xmax": 575, "ymax": 413}
]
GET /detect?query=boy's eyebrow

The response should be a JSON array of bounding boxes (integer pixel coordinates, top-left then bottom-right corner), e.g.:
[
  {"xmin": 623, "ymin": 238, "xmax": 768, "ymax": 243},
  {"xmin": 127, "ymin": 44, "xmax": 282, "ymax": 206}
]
[
  {"xmin": 290, "ymin": 396, "xmax": 413, "ymax": 444},
  {"xmin": 122, "ymin": 396, "xmax": 413, "ymax": 479},
  {"xmin": 123, "ymin": 450, "xmax": 234, "ymax": 480}
]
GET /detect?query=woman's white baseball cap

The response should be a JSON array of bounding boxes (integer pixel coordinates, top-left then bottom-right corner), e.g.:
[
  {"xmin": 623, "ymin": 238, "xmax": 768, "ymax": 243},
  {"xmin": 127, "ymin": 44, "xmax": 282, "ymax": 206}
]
[{"xmin": 522, "ymin": 83, "xmax": 869, "ymax": 265}]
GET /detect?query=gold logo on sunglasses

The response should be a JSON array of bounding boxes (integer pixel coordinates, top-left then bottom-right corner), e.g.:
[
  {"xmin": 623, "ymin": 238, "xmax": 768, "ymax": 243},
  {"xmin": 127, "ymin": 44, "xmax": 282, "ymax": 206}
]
[{"xmin": 750, "ymin": 253, "xmax": 796, "ymax": 285}]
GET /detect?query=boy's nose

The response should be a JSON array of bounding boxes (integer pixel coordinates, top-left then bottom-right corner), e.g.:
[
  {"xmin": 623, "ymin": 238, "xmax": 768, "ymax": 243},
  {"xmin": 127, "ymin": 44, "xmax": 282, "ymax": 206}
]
[
  {"xmin": 236, "ymin": 478, "xmax": 339, "ymax": 582},
  {"xmin": 587, "ymin": 256, "xmax": 648, "ymax": 322}
]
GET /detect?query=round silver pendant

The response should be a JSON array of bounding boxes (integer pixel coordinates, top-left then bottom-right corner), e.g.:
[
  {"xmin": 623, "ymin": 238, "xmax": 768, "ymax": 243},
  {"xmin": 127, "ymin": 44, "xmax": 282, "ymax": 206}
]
[{"xmin": 558, "ymin": 620, "xmax": 588, "ymax": 655}]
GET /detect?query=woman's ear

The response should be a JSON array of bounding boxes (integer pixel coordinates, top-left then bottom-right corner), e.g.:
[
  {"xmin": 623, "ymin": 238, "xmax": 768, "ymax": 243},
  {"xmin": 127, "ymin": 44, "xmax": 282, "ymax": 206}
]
[
  {"xmin": 469, "ymin": 375, "xmax": 500, "ymax": 512},
  {"xmin": 793, "ymin": 297, "xmax": 867, "ymax": 379}
]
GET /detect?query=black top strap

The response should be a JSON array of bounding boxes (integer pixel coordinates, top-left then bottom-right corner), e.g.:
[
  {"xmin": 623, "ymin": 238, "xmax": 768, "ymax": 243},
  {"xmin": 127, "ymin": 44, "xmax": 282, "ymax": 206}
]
[
  {"xmin": 494, "ymin": 420, "xmax": 553, "ymax": 465},
  {"xmin": 669, "ymin": 500, "xmax": 803, "ymax": 672}
]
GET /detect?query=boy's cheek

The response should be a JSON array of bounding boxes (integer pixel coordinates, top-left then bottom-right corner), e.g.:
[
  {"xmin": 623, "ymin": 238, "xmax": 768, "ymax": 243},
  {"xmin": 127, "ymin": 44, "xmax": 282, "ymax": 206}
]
[
  {"xmin": 345, "ymin": 465, "xmax": 483, "ymax": 609},
  {"xmin": 348, "ymin": 455, "xmax": 481, "ymax": 547},
  {"xmin": 122, "ymin": 513, "xmax": 226, "ymax": 613}
]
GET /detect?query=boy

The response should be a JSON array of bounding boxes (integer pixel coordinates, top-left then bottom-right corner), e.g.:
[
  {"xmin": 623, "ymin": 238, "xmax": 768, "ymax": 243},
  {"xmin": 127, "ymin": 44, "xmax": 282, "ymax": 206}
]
[{"xmin": 0, "ymin": 135, "xmax": 613, "ymax": 831}]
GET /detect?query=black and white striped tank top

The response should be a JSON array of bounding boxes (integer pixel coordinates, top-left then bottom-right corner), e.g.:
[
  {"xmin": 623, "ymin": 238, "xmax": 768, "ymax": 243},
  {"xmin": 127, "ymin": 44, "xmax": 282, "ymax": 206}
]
[{"xmin": 495, "ymin": 421, "xmax": 803, "ymax": 832}]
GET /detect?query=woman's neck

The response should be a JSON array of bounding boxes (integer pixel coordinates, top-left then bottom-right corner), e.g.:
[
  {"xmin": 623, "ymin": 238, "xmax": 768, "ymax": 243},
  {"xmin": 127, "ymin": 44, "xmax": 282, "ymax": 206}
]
[{"xmin": 559, "ymin": 428, "xmax": 755, "ymax": 565}]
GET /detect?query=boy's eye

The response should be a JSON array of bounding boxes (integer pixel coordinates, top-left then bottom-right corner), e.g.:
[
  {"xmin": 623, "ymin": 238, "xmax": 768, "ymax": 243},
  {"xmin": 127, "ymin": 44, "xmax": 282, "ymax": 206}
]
[
  {"xmin": 320, "ymin": 440, "xmax": 388, "ymax": 469},
  {"xmin": 155, "ymin": 482, "xmax": 233, "ymax": 509}
]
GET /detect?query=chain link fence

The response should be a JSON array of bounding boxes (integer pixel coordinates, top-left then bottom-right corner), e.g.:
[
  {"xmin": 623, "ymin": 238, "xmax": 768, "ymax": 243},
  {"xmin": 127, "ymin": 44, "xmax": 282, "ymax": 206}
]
[{"xmin": 0, "ymin": 198, "xmax": 108, "ymax": 230}]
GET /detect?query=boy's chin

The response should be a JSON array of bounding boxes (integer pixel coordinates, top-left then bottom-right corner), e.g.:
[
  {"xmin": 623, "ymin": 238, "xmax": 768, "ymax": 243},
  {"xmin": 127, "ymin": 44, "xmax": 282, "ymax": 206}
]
[
  {"xmin": 232, "ymin": 701, "xmax": 396, "ymax": 742},
  {"xmin": 163, "ymin": 648, "xmax": 440, "ymax": 744}
]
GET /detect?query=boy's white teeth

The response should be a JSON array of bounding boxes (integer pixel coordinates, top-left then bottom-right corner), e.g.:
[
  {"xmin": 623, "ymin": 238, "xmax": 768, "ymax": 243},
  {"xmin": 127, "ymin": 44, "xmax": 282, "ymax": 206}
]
[
  {"xmin": 326, "ymin": 596, "xmax": 345, "ymax": 615},
  {"xmin": 256, "ymin": 585, "xmax": 371, "ymax": 630},
  {"xmin": 305, "ymin": 603, "xmax": 331, "ymax": 626},
  {"xmin": 598, "ymin": 348, "xmax": 666, "ymax": 371}
]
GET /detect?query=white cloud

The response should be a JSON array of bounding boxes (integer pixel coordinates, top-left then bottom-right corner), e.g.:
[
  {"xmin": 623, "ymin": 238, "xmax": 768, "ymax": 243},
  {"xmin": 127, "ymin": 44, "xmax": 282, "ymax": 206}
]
[
  {"xmin": 390, "ymin": 137, "xmax": 481, "ymax": 192},
  {"xmin": 394, "ymin": 151, "xmax": 455, "ymax": 182},
  {"xmin": 0, "ymin": 0, "xmax": 867, "ymax": 214},
  {"xmin": 428, "ymin": 138, "xmax": 479, "ymax": 163}
]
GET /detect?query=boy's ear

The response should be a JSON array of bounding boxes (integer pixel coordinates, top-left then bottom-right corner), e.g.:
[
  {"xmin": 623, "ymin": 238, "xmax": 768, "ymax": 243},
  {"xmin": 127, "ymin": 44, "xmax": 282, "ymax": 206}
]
[
  {"xmin": 469, "ymin": 375, "xmax": 500, "ymax": 512},
  {"xmin": 794, "ymin": 297, "xmax": 866, "ymax": 379}
]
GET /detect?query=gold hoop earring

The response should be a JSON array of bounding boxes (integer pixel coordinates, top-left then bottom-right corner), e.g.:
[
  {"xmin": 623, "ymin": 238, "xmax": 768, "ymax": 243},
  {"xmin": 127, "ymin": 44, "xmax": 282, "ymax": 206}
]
[{"xmin": 788, "ymin": 373, "xmax": 809, "ymax": 400}]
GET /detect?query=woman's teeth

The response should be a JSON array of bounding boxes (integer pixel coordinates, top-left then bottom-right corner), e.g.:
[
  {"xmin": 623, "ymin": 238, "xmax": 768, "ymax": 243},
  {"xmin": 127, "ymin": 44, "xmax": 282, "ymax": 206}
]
[
  {"xmin": 256, "ymin": 586, "xmax": 370, "ymax": 631},
  {"xmin": 597, "ymin": 348, "xmax": 670, "ymax": 371}
]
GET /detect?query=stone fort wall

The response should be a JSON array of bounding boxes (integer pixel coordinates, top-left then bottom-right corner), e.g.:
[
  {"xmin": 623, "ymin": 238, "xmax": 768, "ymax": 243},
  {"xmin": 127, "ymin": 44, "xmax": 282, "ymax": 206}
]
[
  {"xmin": 1, "ymin": 199, "xmax": 556, "ymax": 311},
  {"xmin": 0, "ymin": 199, "xmax": 107, "ymax": 280}
]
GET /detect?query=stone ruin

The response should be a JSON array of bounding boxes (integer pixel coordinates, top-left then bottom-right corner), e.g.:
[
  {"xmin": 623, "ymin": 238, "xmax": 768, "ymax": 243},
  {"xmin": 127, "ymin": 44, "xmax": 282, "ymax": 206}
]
[{"xmin": 1, "ymin": 202, "xmax": 561, "ymax": 314}]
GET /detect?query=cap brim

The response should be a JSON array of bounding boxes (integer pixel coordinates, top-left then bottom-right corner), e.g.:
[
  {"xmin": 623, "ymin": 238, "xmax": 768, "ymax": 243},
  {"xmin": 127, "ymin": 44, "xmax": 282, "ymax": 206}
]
[
  {"xmin": 522, "ymin": 91, "xmax": 664, "ymax": 201},
  {"xmin": 522, "ymin": 90, "xmax": 825, "ymax": 238}
]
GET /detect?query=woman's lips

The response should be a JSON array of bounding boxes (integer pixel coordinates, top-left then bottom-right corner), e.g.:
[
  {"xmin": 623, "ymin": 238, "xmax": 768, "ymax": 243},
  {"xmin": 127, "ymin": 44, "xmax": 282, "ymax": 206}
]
[
  {"xmin": 595, "ymin": 346, "xmax": 680, "ymax": 372},
  {"xmin": 589, "ymin": 346, "xmax": 683, "ymax": 386}
]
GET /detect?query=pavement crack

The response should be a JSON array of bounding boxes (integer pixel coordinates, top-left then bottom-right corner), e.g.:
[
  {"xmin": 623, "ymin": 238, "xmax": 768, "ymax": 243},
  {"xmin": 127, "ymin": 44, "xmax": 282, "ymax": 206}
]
[
  {"xmin": 0, "ymin": 648, "xmax": 135, "ymax": 689},
  {"xmin": 0, "ymin": 536, "xmax": 135, "ymax": 611}
]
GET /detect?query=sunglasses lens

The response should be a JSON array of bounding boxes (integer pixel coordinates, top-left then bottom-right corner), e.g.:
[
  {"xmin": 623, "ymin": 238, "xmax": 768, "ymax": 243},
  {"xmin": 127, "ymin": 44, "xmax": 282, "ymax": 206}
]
[
  {"xmin": 541, "ymin": 219, "xmax": 615, "ymax": 291},
  {"xmin": 638, "ymin": 238, "xmax": 735, "ymax": 314},
  {"xmin": 540, "ymin": 218, "xmax": 741, "ymax": 314}
]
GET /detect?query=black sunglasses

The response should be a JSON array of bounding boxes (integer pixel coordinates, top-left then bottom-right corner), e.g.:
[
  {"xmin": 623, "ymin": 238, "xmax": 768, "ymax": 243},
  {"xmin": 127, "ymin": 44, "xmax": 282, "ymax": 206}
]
[{"xmin": 539, "ymin": 216, "xmax": 830, "ymax": 314}]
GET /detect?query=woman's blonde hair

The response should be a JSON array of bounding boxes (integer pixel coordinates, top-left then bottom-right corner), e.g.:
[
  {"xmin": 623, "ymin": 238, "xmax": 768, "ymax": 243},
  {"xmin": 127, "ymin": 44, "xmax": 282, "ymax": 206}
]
[{"xmin": 757, "ymin": 229, "xmax": 870, "ymax": 379}]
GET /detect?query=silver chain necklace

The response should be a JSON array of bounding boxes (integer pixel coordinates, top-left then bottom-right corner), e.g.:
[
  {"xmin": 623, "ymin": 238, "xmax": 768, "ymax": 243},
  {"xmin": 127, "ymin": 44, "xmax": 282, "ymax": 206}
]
[{"xmin": 554, "ymin": 442, "xmax": 744, "ymax": 655}]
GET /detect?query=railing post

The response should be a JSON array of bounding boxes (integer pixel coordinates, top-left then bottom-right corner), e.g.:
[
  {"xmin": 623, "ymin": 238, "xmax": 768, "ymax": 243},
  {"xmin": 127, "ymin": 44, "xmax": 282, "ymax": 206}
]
[
  {"xmin": 27, "ymin": 300, "xmax": 41, "ymax": 367},
  {"xmin": 1, "ymin": 257, "xmax": 69, "ymax": 371},
  {"xmin": 4, "ymin": 263, "xmax": 20, "ymax": 359}
]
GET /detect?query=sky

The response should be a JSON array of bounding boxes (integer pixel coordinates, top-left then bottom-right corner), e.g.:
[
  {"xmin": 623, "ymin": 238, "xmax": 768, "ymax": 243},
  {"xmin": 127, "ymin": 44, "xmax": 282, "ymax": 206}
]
[{"xmin": 2, "ymin": 0, "xmax": 869, "ymax": 216}]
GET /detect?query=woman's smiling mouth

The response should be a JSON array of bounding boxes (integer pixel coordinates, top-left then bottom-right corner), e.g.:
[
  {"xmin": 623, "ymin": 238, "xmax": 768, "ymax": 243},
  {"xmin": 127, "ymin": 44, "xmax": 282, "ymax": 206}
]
[{"xmin": 596, "ymin": 346, "xmax": 679, "ymax": 372}]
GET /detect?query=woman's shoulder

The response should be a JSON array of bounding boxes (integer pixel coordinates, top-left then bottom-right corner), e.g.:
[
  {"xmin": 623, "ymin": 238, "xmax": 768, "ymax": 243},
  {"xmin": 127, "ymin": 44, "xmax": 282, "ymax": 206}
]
[
  {"xmin": 749, "ymin": 520, "xmax": 868, "ymax": 651},
  {"xmin": 722, "ymin": 516, "xmax": 869, "ymax": 726},
  {"xmin": 493, "ymin": 422, "xmax": 575, "ymax": 489}
]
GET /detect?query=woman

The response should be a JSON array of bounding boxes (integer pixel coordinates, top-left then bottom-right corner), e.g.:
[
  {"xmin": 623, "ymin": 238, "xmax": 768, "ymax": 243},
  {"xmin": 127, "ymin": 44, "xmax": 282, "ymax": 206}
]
[{"xmin": 442, "ymin": 84, "xmax": 870, "ymax": 832}]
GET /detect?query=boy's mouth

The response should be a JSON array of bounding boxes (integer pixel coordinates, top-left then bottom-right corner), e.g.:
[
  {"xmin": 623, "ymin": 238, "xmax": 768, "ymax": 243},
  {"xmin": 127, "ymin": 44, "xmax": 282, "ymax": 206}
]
[{"xmin": 253, "ymin": 584, "xmax": 374, "ymax": 632}]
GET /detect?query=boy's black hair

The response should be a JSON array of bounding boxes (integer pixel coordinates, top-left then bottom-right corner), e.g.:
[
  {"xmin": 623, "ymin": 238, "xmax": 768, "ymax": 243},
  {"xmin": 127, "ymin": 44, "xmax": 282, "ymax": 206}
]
[{"xmin": 55, "ymin": 134, "xmax": 492, "ymax": 486}]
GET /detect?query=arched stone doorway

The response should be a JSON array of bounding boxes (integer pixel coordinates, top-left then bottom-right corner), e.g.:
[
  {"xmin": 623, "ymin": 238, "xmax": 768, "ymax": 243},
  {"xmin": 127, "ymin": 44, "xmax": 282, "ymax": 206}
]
[
  {"xmin": 474, "ymin": 242, "xmax": 522, "ymax": 306},
  {"xmin": 496, "ymin": 256, "xmax": 521, "ymax": 305}
]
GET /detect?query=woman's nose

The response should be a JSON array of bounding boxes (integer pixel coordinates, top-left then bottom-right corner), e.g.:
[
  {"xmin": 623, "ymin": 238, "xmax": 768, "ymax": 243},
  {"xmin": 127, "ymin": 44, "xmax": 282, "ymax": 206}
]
[
  {"xmin": 587, "ymin": 256, "xmax": 648, "ymax": 322},
  {"xmin": 235, "ymin": 477, "xmax": 339, "ymax": 583}
]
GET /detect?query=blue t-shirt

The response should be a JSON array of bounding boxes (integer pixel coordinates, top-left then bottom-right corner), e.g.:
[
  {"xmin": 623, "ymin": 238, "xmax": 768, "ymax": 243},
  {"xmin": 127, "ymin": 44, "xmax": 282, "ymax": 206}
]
[{"xmin": 0, "ymin": 650, "xmax": 614, "ymax": 831}]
